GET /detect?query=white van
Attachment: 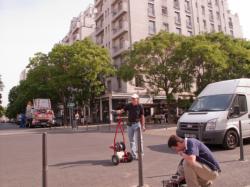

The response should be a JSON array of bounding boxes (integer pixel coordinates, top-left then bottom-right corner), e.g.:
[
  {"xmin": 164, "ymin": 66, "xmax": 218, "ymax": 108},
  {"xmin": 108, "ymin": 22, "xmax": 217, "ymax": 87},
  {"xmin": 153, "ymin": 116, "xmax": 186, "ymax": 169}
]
[{"xmin": 176, "ymin": 78, "xmax": 250, "ymax": 149}]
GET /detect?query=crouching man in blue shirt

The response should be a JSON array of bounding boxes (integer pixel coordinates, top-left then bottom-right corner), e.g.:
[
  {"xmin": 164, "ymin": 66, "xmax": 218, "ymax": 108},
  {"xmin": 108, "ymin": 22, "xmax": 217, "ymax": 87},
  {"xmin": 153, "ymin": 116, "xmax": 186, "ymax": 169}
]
[{"xmin": 168, "ymin": 135, "xmax": 221, "ymax": 187}]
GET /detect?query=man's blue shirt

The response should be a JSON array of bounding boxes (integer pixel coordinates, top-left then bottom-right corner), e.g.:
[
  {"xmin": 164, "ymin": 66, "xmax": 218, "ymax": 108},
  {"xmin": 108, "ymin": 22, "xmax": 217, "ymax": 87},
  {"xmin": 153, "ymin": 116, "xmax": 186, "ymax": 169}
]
[{"xmin": 185, "ymin": 138, "xmax": 221, "ymax": 172}]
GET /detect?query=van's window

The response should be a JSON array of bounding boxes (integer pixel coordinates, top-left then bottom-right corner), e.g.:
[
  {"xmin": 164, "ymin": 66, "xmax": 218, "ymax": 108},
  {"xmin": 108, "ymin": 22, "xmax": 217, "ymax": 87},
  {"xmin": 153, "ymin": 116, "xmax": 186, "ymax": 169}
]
[
  {"xmin": 189, "ymin": 94, "xmax": 233, "ymax": 112},
  {"xmin": 232, "ymin": 95, "xmax": 247, "ymax": 113}
]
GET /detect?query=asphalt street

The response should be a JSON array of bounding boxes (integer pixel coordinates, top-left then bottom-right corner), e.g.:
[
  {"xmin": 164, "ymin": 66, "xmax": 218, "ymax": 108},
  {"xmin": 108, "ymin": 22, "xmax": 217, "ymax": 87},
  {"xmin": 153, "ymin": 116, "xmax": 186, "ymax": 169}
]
[{"xmin": 0, "ymin": 123, "xmax": 250, "ymax": 187}]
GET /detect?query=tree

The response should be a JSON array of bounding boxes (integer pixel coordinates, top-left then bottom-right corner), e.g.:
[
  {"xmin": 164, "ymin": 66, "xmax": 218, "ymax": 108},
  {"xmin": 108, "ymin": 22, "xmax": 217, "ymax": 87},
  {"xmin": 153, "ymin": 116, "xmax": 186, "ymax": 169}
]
[
  {"xmin": 5, "ymin": 85, "xmax": 25, "ymax": 119},
  {"xmin": 119, "ymin": 32, "xmax": 194, "ymax": 102},
  {"xmin": 186, "ymin": 33, "xmax": 250, "ymax": 93},
  {"xmin": 48, "ymin": 38, "xmax": 115, "ymax": 112},
  {"xmin": 176, "ymin": 34, "xmax": 228, "ymax": 94}
]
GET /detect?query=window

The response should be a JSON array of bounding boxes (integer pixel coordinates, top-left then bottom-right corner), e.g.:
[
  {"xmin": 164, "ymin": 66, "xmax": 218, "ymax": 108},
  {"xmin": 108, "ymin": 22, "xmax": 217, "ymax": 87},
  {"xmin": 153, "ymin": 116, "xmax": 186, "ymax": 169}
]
[
  {"xmin": 203, "ymin": 20, "xmax": 207, "ymax": 30},
  {"xmin": 215, "ymin": 0, "xmax": 219, "ymax": 6},
  {"xmin": 218, "ymin": 25, "xmax": 222, "ymax": 32},
  {"xmin": 176, "ymin": 27, "xmax": 181, "ymax": 35},
  {"xmin": 201, "ymin": 6, "xmax": 205, "ymax": 16},
  {"xmin": 186, "ymin": 15, "xmax": 192, "ymax": 28},
  {"xmin": 189, "ymin": 94, "xmax": 233, "ymax": 112},
  {"xmin": 231, "ymin": 95, "xmax": 248, "ymax": 116},
  {"xmin": 107, "ymin": 80, "xmax": 112, "ymax": 92},
  {"xmin": 175, "ymin": 11, "xmax": 181, "ymax": 24},
  {"xmin": 162, "ymin": 22, "xmax": 169, "ymax": 31},
  {"xmin": 210, "ymin": 23, "xmax": 215, "ymax": 32},
  {"xmin": 209, "ymin": 10, "xmax": 213, "ymax": 21},
  {"xmin": 185, "ymin": 0, "xmax": 191, "ymax": 12},
  {"xmin": 118, "ymin": 1, "xmax": 122, "ymax": 10},
  {"xmin": 135, "ymin": 75, "xmax": 144, "ymax": 87},
  {"xmin": 118, "ymin": 18, "xmax": 123, "ymax": 29},
  {"xmin": 174, "ymin": 0, "xmax": 180, "ymax": 9},
  {"xmin": 148, "ymin": 3, "xmax": 155, "ymax": 16},
  {"xmin": 188, "ymin": 31, "xmax": 193, "ymax": 36},
  {"xmin": 207, "ymin": 0, "xmax": 212, "ymax": 7},
  {"xmin": 229, "ymin": 17, "xmax": 233, "ymax": 28},
  {"xmin": 119, "ymin": 37, "xmax": 125, "ymax": 49},
  {"xmin": 148, "ymin": 20, "xmax": 156, "ymax": 34},
  {"xmin": 216, "ymin": 12, "xmax": 220, "ymax": 21},
  {"xmin": 117, "ymin": 77, "xmax": 122, "ymax": 89},
  {"xmin": 230, "ymin": 30, "xmax": 234, "ymax": 36},
  {"xmin": 162, "ymin": 6, "xmax": 168, "ymax": 15}
]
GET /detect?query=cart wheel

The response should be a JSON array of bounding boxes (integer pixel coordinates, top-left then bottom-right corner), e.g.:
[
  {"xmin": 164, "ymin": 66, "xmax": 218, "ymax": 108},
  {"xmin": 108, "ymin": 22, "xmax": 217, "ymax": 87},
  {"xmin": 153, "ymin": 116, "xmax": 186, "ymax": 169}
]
[
  {"xmin": 120, "ymin": 142, "xmax": 126, "ymax": 151},
  {"xmin": 111, "ymin": 155, "xmax": 120, "ymax": 165},
  {"xmin": 126, "ymin": 152, "xmax": 133, "ymax": 162}
]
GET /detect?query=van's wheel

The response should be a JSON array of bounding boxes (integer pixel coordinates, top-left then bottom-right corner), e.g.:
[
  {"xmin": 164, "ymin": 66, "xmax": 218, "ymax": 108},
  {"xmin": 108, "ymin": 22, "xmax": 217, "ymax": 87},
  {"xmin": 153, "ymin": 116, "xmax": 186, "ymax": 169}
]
[
  {"xmin": 223, "ymin": 130, "xmax": 239, "ymax": 149},
  {"xmin": 111, "ymin": 155, "xmax": 120, "ymax": 165}
]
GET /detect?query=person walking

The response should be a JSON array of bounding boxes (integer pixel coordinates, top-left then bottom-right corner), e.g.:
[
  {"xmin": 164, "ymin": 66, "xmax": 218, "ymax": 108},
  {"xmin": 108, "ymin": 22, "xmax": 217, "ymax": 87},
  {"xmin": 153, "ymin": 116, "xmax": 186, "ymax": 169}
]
[
  {"xmin": 25, "ymin": 101, "xmax": 33, "ymax": 128},
  {"xmin": 115, "ymin": 93, "xmax": 145, "ymax": 160},
  {"xmin": 168, "ymin": 135, "xmax": 221, "ymax": 187},
  {"xmin": 74, "ymin": 112, "xmax": 80, "ymax": 130}
]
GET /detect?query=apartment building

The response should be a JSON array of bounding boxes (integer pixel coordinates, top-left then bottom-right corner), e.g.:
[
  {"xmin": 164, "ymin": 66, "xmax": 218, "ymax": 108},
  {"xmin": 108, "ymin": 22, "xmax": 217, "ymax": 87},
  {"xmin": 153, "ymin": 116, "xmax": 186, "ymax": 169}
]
[
  {"xmin": 92, "ymin": 0, "xmax": 242, "ymax": 123},
  {"xmin": 20, "ymin": 69, "xmax": 27, "ymax": 81},
  {"xmin": 62, "ymin": 4, "xmax": 95, "ymax": 45}
]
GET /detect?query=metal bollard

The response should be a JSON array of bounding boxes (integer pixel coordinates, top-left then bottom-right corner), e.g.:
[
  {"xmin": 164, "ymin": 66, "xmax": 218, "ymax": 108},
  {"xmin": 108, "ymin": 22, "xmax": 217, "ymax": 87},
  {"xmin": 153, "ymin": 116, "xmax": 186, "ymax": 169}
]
[
  {"xmin": 239, "ymin": 120, "xmax": 245, "ymax": 161},
  {"xmin": 42, "ymin": 132, "xmax": 48, "ymax": 187},
  {"xmin": 137, "ymin": 128, "xmax": 144, "ymax": 187}
]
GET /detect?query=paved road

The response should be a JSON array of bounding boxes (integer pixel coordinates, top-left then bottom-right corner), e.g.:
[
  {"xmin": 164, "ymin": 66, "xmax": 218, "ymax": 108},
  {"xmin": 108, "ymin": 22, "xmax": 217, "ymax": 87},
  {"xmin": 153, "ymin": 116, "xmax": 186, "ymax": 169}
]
[{"xmin": 0, "ymin": 123, "xmax": 250, "ymax": 187}]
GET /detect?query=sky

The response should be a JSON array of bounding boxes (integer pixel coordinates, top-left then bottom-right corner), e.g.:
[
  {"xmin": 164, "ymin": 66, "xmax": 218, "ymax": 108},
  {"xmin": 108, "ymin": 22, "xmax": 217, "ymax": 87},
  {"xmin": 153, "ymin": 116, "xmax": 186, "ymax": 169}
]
[{"xmin": 0, "ymin": 0, "xmax": 249, "ymax": 107}]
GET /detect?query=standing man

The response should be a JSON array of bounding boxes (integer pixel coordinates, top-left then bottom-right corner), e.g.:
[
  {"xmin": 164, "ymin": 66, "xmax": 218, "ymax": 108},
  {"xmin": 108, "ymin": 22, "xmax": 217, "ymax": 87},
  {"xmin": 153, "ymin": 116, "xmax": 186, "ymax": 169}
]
[
  {"xmin": 74, "ymin": 111, "xmax": 80, "ymax": 130},
  {"xmin": 25, "ymin": 101, "xmax": 33, "ymax": 128},
  {"xmin": 115, "ymin": 94, "xmax": 145, "ymax": 160},
  {"xmin": 168, "ymin": 135, "xmax": 221, "ymax": 187}
]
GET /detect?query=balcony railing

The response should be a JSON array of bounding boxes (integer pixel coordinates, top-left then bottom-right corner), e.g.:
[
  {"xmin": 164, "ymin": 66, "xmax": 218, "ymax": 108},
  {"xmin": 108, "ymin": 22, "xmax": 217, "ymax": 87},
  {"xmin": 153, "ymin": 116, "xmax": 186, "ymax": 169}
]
[
  {"xmin": 95, "ymin": 24, "xmax": 104, "ymax": 35},
  {"xmin": 112, "ymin": 21, "xmax": 129, "ymax": 39},
  {"xmin": 175, "ymin": 17, "xmax": 181, "ymax": 25},
  {"xmin": 72, "ymin": 21, "xmax": 80, "ymax": 33},
  {"xmin": 95, "ymin": 0, "xmax": 103, "ymax": 7},
  {"xmin": 174, "ymin": 2, "xmax": 180, "ymax": 10},
  {"xmin": 186, "ymin": 20, "xmax": 192, "ymax": 29},
  {"xmin": 229, "ymin": 22, "xmax": 233, "ymax": 28},
  {"xmin": 112, "ymin": 40, "xmax": 130, "ymax": 57},
  {"xmin": 112, "ymin": 2, "xmax": 128, "ymax": 21}
]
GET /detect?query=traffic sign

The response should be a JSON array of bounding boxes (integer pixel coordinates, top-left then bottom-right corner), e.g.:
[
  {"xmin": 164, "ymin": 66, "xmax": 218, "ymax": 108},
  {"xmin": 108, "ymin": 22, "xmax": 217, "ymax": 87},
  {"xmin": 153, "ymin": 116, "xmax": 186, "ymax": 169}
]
[{"xmin": 67, "ymin": 103, "xmax": 75, "ymax": 108}]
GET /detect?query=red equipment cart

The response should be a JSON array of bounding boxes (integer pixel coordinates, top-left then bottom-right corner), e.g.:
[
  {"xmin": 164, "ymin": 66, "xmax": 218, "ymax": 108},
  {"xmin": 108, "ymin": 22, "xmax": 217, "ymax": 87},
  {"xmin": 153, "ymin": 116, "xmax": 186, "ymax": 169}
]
[{"xmin": 110, "ymin": 114, "xmax": 133, "ymax": 165}]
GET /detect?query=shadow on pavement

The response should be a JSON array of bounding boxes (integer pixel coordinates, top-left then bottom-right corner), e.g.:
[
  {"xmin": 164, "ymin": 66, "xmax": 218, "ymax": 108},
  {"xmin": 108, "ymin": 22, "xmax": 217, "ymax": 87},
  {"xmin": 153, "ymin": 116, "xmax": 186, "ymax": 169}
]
[
  {"xmin": 146, "ymin": 173, "xmax": 173, "ymax": 179},
  {"xmin": 50, "ymin": 159, "xmax": 114, "ymax": 168},
  {"xmin": 219, "ymin": 159, "xmax": 242, "ymax": 164},
  {"xmin": 147, "ymin": 144, "xmax": 175, "ymax": 154}
]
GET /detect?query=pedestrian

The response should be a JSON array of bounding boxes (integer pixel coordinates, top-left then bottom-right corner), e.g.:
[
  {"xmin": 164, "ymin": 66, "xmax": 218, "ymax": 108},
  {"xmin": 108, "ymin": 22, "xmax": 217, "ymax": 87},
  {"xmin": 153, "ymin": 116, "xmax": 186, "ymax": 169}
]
[
  {"xmin": 74, "ymin": 111, "xmax": 80, "ymax": 130},
  {"xmin": 164, "ymin": 110, "xmax": 168, "ymax": 124},
  {"xmin": 167, "ymin": 135, "xmax": 221, "ymax": 187},
  {"xmin": 20, "ymin": 113, "xmax": 26, "ymax": 128},
  {"xmin": 114, "ymin": 93, "xmax": 145, "ymax": 160},
  {"xmin": 25, "ymin": 101, "xmax": 33, "ymax": 128}
]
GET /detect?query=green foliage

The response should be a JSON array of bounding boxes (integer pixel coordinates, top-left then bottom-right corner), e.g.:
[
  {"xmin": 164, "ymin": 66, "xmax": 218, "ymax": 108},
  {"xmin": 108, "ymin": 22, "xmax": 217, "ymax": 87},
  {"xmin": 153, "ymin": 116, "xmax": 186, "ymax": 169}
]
[
  {"xmin": 120, "ymin": 32, "xmax": 194, "ymax": 102},
  {"xmin": 6, "ymin": 38, "xmax": 115, "ymax": 118},
  {"xmin": 119, "ymin": 32, "xmax": 250, "ymax": 99}
]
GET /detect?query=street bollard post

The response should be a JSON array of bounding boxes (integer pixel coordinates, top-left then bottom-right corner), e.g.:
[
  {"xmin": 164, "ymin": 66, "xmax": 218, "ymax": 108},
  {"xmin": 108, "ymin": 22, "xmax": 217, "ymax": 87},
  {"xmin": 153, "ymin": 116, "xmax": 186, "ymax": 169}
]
[
  {"xmin": 42, "ymin": 132, "xmax": 48, "ymax": 187},
  {"xmin": 239, "ymin": 120, "xmax": 245, "ymax": 161},
  {"xmin": 137, "ymin": 127, "xmax": 144, "ymax": 187}
]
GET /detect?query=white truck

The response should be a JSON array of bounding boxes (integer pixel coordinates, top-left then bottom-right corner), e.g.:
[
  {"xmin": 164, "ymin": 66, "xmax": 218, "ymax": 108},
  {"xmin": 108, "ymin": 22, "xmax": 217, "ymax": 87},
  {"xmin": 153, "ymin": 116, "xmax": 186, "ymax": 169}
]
[
  {"xmin": 176, "ymin": 78, "xmax": 250, "ymax": 149},
  {"xmin": 31, "ymin": 99, "xmax": 54, "ymax": 127}
]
